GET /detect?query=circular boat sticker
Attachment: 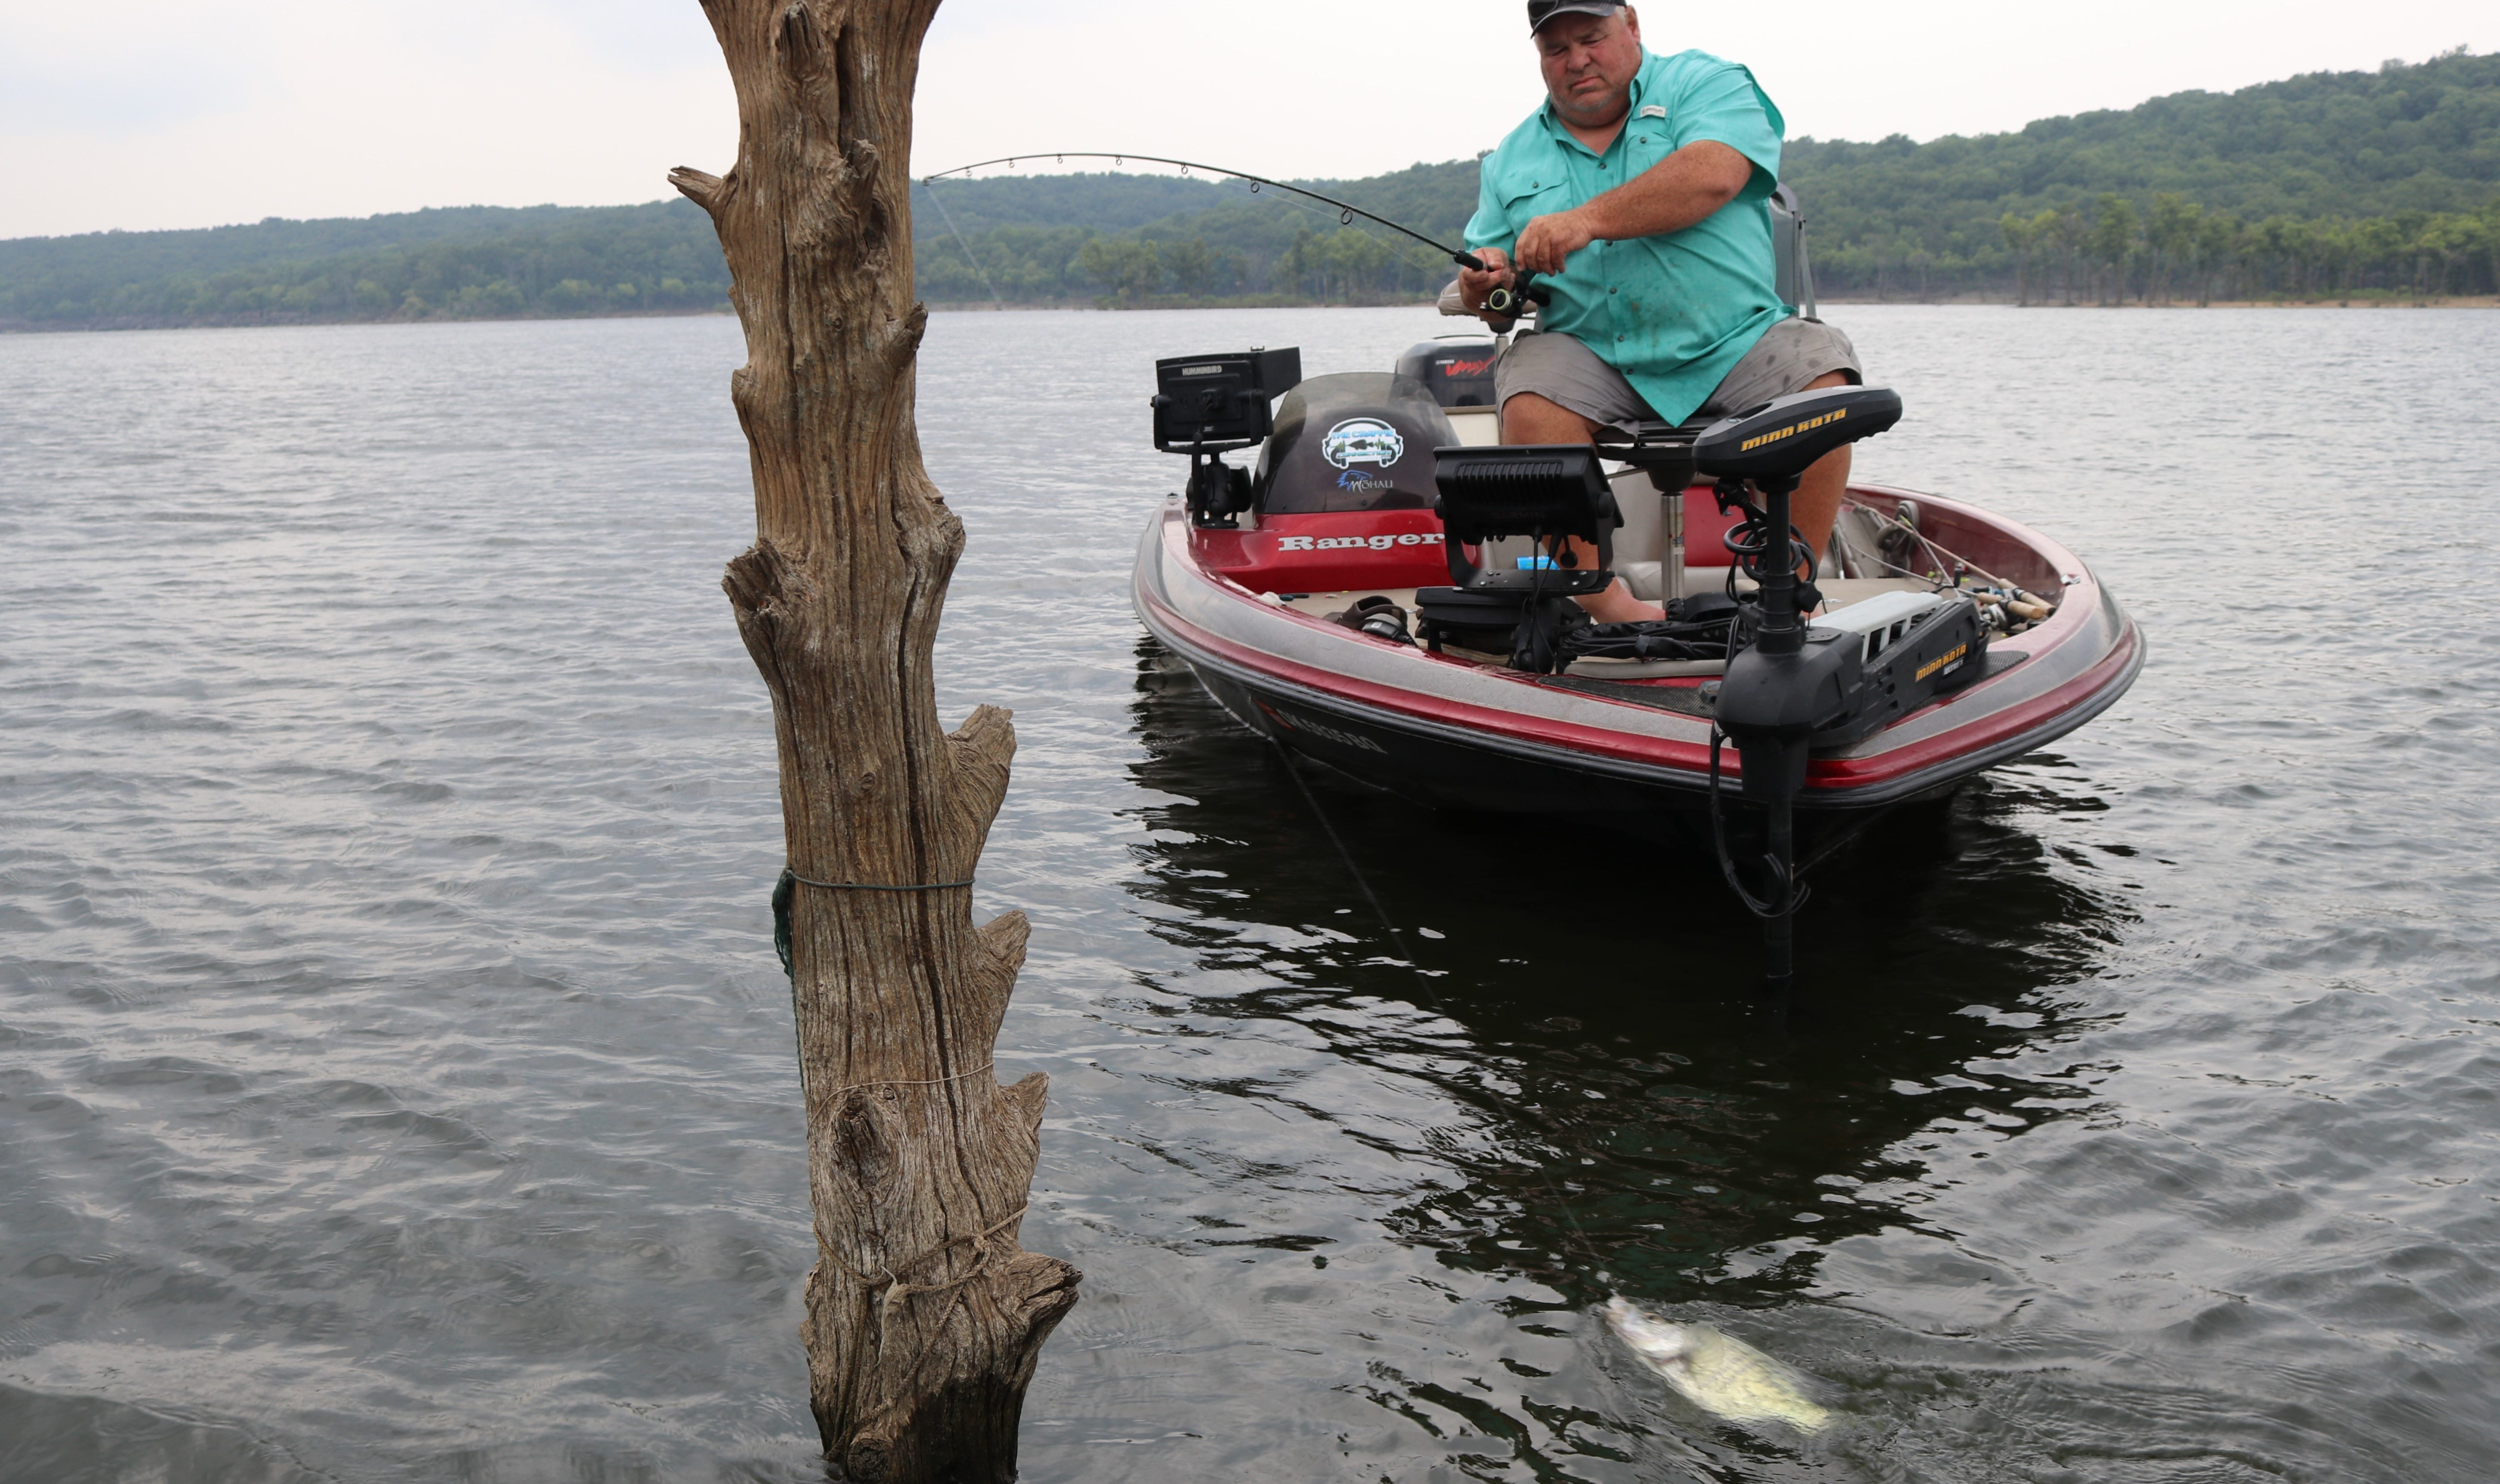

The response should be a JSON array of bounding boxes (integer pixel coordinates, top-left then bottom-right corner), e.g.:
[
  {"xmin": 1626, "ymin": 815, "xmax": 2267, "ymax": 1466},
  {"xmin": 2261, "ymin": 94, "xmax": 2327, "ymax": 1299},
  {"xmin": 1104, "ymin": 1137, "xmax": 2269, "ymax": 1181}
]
[{"xmin": 1320, "ymin": 417, "xmax": 1406, "ymax": 470}]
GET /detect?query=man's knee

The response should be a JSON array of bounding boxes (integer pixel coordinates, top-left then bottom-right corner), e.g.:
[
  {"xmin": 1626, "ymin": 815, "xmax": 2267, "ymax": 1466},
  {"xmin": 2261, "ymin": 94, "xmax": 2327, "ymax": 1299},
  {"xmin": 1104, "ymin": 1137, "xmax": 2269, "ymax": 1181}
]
[{"xmin": 1500, "ymin": 392, "xmax": 1599, "ymax": 444}]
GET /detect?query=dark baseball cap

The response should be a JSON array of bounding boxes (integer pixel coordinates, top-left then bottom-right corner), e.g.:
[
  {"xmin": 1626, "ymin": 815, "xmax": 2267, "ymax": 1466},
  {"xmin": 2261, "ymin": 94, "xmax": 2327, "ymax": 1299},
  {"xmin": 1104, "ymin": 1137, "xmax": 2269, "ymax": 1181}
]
[{"xmin": 1527, "ymin": 0, "xmax": 1625, "ymax": 32}]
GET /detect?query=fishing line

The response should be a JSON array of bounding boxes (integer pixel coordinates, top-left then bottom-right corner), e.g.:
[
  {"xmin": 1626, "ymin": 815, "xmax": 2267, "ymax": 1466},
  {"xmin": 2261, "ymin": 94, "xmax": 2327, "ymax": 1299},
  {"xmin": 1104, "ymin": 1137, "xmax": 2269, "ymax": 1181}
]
[
  {"xmin": 1841, "ymin": 497, "xmax": 2029, "ymax": 594},
  {"xmin": 1282, "ymin": 744, "xmax": 1607, "ymax": 1286},
  {"xmin": 917, "ymin": 178, "xmax": 1006, "ymax": 309},
  {"xmin": 924, "ymin": 160, "xmax": 1453, "ymax": 304},
  {"xmin": 921, "ymin": 152, "xmax": 1492, "ymax": 272},
  {"xmin": 1266, "ymin": 739, "xmax": 1441, "ymax": 1011},
  {"xmin": 1238, "ymin": 181, "xmax": 1464, "ymax": 281},
  {"xmin": 1541, "ymin": 1169, "xmax": 1618, "ymax": 1289}
]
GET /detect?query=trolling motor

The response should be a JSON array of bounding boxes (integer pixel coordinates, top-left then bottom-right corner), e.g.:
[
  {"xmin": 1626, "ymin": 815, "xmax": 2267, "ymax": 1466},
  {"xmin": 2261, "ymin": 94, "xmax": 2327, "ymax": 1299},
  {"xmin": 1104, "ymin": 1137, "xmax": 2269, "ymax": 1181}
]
[
  {"xmin": 1694, "ymin": 385, "xmax": 1986, "ymax": 986},
  {"xmin": 1152, "ymin": 347, "xmax": 1302, "ymax": 526}
]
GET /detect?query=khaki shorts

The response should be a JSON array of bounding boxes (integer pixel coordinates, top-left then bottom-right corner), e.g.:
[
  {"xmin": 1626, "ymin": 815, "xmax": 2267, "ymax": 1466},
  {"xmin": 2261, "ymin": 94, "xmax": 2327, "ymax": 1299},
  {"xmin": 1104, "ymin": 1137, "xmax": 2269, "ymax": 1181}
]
[{"xmin": 1493, "ymin": 316, "xmax": 1863, "ymax": 430}]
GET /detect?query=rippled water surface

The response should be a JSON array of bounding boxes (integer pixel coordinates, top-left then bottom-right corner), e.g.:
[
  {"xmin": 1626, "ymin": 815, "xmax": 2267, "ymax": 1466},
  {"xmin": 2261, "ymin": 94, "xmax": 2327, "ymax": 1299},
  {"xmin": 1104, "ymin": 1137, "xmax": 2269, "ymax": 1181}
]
[{"xmin": 3, "ymin": 304, "xmax": 2497, "ymax": 1483}]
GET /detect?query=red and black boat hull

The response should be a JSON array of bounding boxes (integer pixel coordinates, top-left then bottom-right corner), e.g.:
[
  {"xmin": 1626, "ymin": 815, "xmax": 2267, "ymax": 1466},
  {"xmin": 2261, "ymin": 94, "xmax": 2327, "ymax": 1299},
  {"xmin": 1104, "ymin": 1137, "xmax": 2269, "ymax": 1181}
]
[{"xmin": 1132, "ymin": 485, "xmax": 2143, "ymax": 828}]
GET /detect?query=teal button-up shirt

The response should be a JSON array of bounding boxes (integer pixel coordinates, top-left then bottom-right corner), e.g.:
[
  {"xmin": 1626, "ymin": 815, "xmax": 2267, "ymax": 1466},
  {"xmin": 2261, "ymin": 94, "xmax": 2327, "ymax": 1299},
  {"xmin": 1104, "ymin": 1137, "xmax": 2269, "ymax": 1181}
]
[{"xmin": 1466, "ymin": 48, "xmax": 1789, "ymax": 425}]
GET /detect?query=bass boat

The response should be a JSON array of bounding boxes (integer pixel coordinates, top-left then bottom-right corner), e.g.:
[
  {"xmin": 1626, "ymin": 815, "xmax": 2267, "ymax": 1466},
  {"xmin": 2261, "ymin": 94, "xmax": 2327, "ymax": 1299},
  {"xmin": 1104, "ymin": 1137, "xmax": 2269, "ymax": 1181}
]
[
  {"xmin": 1041, "ymin": 154, "xmax": 2143, "ymax": 979},
  {"xmin": 1128, "ymin": 333, "xmax": 2142, "ymax": 981}
]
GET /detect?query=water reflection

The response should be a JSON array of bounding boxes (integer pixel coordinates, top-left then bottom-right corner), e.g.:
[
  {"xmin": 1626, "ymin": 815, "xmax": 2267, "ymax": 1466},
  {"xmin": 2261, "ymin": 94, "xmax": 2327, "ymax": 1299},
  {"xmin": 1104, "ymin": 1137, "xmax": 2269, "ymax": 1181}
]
[{"xmin": 1122, "ymin": 638, "xmax": 2131, "ymax": 1316}]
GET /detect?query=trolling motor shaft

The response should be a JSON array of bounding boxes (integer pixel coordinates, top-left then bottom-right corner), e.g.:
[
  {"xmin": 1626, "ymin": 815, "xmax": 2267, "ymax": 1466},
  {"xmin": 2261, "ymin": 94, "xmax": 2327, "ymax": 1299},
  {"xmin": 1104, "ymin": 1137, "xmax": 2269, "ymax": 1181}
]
[
  {"xmin": 1692, "ymin": 384, "xmax": 1911, "ymax": 988},
  {"xmin": 1711, "ymin": 468, "xmax": 1815, "ymax": 984}
]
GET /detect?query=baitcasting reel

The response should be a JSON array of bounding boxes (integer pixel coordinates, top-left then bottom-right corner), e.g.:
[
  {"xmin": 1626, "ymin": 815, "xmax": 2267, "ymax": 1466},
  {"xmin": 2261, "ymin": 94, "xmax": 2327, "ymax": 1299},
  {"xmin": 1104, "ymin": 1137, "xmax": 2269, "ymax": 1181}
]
[{"xmin": 1482, "ymin": 271, "xmax": 1552, "ymax": 318}]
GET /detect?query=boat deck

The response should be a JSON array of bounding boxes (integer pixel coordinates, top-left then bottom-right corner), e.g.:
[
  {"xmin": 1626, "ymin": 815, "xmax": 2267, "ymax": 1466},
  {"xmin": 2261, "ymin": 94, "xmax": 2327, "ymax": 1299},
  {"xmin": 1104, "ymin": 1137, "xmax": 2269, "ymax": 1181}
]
[{"xmin": 1274, "ymin": 576, "xmax": 1940, "ymax": 681}]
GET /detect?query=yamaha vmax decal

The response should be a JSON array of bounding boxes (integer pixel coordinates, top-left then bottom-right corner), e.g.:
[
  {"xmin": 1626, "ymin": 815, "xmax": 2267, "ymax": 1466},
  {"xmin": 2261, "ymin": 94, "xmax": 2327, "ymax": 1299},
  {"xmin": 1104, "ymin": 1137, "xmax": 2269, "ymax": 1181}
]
[{"xmin": 1274, "ymin": 532, "xmax": 1444, "ymax": 551}]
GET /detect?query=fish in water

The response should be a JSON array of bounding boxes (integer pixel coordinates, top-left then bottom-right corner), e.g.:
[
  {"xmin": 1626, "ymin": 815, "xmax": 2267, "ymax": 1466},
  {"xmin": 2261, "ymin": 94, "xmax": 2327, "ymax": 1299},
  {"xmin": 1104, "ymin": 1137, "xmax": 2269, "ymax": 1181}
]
[{"xmin": 1599, "ymin": 1297, "xmax": 1834, "ymax": 1435}]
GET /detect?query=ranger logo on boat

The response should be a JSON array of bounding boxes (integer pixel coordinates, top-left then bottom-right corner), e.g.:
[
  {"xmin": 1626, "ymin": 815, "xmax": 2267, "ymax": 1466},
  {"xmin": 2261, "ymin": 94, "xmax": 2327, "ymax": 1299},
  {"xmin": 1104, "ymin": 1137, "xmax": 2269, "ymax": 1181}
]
[
  {"xmin": 1273, "ymin": 531, "xmax": 1443, "ymax": 552},
  {"xmin": 1321, "ymin": 418, "xmax": 1405, "ymax": 470}
]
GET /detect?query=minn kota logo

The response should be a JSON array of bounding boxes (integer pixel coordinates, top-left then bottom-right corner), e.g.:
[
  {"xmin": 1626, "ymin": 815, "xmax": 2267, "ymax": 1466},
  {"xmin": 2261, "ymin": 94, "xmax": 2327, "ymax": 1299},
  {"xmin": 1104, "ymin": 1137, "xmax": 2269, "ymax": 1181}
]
[{"xmin": 1740, "ymin": 407, "xmax": 1845, "ymax": 453}]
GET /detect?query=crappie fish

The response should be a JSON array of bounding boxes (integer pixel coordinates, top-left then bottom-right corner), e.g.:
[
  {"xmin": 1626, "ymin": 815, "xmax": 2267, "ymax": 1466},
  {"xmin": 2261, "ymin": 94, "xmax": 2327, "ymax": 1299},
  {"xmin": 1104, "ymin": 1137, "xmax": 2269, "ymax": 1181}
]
[{"xmin": 1600, "ymin": 1297, "xmax": 1834, "ymax": 1435}]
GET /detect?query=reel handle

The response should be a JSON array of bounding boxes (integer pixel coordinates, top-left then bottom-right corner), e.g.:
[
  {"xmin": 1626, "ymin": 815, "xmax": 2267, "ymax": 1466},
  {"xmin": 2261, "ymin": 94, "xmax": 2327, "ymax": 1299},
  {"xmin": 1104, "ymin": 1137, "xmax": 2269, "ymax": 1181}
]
[
  {"xmin": 1483, "ymin": 272, "xmax": 1552, "ymax": 318},
  {"xmin": 1453, "ymin": 253, "xmax": 1550, "ymax": 319}
]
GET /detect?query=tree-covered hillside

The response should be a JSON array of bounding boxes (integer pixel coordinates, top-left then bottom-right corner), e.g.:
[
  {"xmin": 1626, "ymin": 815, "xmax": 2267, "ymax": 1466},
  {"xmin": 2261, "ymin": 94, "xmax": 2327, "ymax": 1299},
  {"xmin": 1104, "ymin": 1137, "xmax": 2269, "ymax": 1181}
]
[
  {"xmin": 1788, "ymin": 45, "xmax": 2500, "ymax": 294},
  {"xmin": 909, "ymin": 159, "xmax": 1484, "ymax": 306},
  {"xmin": 0, "ymin": 201, "xmax": 729, "ymax": 330},
  {"xmin": 911, "ymin": 48, "xmax": 2500, "ymax": 304},
  {"xmin": 4, "ymin": 49, "xmax": 2495, "ymax": 330}
]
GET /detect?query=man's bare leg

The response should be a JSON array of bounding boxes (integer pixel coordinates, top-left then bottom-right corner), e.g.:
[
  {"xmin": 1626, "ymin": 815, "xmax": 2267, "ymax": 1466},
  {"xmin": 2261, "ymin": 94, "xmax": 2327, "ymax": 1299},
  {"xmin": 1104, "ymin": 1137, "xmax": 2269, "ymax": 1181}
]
[
  {"xmin": 1502, "ymin": 372, "xmax": 1858, "ymax": 618},
  {"xmin": 1498, "ymin": 392, "xmax": 1660, "ymax": 622},
  {"xmin": 1787, "ymin": 371, "xmax": 1855, "ymax": 571}
]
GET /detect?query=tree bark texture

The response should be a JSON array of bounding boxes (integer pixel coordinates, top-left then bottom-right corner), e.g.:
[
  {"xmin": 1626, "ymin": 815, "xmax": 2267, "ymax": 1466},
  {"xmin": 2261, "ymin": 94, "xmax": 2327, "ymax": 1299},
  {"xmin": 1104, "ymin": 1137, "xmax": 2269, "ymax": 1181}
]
[{"xmin": 671, "ymin": 3, "xmax": 1079, "ymax": 1478}]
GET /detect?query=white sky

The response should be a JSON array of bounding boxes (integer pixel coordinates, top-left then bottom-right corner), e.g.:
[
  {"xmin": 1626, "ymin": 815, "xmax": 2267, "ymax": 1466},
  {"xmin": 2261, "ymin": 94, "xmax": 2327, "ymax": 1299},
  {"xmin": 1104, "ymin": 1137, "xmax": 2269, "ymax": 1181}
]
[{"xmin": 0, "ymin": 0, "xmax": 2484, "ymax": 240}]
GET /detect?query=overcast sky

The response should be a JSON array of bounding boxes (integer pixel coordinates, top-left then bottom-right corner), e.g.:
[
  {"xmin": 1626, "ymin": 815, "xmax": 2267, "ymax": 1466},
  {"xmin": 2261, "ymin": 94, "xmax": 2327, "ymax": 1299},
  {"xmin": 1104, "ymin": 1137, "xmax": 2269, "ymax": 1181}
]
[{"xmin": 0, "ymin": 0, "xmax": 2484, "ymax": 240}]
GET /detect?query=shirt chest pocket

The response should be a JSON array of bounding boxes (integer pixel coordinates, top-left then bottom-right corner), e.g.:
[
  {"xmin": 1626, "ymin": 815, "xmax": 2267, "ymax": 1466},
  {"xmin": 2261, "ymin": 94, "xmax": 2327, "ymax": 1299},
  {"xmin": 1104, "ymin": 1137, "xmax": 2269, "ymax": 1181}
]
[
  {"xmin": 1500, "ymin": 177, "xmax": 1571, "ymax": 233},
  {"xmin": 1623, "ymin": 128, "xmax": 1672, "ymax": 175}
]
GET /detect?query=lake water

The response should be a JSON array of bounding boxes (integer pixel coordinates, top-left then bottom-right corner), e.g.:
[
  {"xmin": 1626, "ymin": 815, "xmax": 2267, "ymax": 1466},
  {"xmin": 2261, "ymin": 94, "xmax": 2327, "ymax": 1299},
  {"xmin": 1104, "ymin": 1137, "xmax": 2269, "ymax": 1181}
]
[{"xmin": 2, "ymin": 302, "xmax": 2496, "ymax": 1483}]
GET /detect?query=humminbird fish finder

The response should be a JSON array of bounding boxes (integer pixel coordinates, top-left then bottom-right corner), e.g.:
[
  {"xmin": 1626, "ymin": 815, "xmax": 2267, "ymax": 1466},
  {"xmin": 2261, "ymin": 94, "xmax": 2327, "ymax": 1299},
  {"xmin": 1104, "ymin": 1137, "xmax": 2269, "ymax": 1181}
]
[
  {"xmin": 1412, "ymin": 444, "xmax": 1624, "ymax": 659},
  {"xmin": 1428, "ymin": 445, "xmax": 1619, "ymax": 594},
  {"xmin": 1152, "ymin": 347, "xmax": 1302, "ymax": 526}
]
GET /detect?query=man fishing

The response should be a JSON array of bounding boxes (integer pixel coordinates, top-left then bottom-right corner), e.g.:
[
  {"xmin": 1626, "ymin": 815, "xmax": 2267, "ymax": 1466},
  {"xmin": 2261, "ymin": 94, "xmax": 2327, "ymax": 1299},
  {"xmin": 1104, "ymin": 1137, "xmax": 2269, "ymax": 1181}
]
[{"xmin": 1459, "ymin": 0, "xmax": 1862, "ymax": 623}]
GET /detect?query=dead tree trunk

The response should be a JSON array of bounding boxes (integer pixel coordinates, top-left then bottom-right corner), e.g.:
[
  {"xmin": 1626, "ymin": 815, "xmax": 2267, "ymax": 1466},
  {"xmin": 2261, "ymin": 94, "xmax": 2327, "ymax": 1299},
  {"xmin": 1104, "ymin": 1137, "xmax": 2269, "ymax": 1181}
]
[{"xmin": 670, "ymin": 2, "xmax": 1079, "ymax": 1478}]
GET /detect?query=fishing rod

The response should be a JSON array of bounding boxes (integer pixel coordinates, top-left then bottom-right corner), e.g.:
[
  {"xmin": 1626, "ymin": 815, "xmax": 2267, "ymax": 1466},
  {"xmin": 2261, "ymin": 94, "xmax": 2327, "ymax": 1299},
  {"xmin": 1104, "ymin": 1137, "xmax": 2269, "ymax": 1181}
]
[{"xmin": 919, "ymin": 152, "xmax": 1552, "ymax": 315}]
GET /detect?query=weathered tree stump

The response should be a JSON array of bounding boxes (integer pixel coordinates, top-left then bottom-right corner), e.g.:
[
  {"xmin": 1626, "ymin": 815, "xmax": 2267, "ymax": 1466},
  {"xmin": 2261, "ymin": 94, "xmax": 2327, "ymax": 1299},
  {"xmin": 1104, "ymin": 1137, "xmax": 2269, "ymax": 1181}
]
[{"xmin": 671, "ymin": 2, "xmax": 1079, "ymax": 1477}]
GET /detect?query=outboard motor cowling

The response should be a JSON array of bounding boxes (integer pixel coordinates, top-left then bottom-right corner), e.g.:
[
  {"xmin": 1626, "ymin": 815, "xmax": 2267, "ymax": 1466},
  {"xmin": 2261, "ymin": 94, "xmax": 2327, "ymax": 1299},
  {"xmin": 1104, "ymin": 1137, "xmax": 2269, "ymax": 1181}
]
[
  {"xmin": 1256, "ymin": 373, "xmax": 1454, "ymax": 515},
  {"xmin": 1394, "ymin": 338, "xmax": 1501, "ymax": 408}
]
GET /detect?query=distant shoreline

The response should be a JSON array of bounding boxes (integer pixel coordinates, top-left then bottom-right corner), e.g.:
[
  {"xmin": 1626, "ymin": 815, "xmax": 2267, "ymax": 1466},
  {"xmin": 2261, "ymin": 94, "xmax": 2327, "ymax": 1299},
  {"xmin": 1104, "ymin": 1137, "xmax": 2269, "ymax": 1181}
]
[
  {"xmin": 913, "ymin": 295, "xmax": 2500, "ymax": 313},
  {"xmin": 8, "ymin": 295, "xmax": 2492, "ymax": 334},
  {"xmin": 1816, "ymin": 294, "xmax": 2500, "ymax": 310},
  {"xmin": 0, "ymin": 306, "xmax": 740, "ymax": 335},
  {"xmin": 918, "ymin": 294, "xmax": 2500, "ymax": 313}
]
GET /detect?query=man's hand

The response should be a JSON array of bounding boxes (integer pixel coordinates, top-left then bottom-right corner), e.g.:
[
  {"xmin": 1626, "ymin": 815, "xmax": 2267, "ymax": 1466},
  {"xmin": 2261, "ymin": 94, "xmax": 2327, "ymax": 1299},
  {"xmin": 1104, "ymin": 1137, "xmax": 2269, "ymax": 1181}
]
[
  {"xmin": 1515, "ymin": 208, "xmax": 1598, "ymax": 276},
  {"xmin": 1459, "ymin": 245, "xmax": 1516, "ymax": 323}
]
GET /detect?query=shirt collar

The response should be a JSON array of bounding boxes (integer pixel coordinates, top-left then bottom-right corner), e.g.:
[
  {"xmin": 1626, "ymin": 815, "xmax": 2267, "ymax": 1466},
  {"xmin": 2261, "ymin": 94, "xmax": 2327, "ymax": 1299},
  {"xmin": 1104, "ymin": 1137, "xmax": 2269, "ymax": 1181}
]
[{"xmin": 1537, "ymin": 48, "xmax": 1652, "ymax": 156}]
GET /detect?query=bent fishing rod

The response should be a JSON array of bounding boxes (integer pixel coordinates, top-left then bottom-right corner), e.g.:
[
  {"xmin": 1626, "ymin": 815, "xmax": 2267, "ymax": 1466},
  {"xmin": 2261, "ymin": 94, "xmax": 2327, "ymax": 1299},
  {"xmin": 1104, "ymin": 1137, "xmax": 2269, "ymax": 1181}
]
[{"xmin": 920, "ymin": 152, "xmax": 1551, "ymax": 314}]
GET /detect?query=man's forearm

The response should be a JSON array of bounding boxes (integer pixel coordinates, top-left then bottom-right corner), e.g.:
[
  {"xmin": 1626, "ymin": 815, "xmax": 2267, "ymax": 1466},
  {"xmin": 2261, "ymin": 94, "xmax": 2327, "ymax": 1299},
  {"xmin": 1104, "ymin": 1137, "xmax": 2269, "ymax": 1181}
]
[{"xmin": 1577, "ymin": 140, "xmax": 1754, "ymax": 243}]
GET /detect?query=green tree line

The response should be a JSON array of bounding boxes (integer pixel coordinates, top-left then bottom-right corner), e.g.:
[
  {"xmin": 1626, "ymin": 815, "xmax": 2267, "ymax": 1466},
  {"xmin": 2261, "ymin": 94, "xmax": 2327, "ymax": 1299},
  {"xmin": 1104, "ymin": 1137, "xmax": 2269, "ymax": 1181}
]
[
  {"xmin": 916, "ymin": 49, "xmax": 2500, "ymax": 305},
  {"xmin": 0, "ymin": 201, "xmax": 729, "ymax": 330},
  {"xmin": 1788, "ymin": 46, "xmax": 2499, "ymax": 297},
  {"xmin": 908, "ymin": 159, "xmax": 1481, "ymax": 306},
  {"xmin": 1994, "ymin": 193, "xmax": 2500, "ymax": 304},
  {"xmin": 6, "ymin": 50, "xmax": 2494, "ymax": 329}
]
